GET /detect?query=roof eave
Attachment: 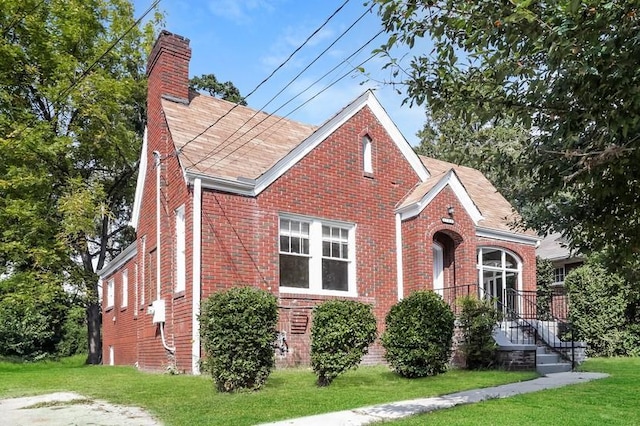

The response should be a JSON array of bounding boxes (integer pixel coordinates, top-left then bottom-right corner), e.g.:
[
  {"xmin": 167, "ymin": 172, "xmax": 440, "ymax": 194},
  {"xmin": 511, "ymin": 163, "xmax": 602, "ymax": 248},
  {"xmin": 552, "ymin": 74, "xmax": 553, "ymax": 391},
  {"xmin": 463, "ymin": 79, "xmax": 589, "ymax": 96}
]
[{"xmin": 476, "ymin": 227, "xmax": 540, "ymax": 246}]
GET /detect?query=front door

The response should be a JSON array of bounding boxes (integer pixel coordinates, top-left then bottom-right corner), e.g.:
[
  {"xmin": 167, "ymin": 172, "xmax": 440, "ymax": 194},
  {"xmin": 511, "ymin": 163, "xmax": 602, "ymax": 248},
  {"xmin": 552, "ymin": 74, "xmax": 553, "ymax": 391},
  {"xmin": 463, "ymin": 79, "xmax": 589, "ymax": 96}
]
[{"xmin": 433, "ymin": 243, "xmax": 444, "ymax": 296}]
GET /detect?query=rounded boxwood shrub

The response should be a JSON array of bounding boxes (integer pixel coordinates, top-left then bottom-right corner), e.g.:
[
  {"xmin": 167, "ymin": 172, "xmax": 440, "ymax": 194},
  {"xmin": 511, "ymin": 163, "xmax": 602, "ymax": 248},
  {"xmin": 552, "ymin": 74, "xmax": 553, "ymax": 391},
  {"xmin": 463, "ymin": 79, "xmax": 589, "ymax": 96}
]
[
  {"xmin": 311, "ymin": 300, "xmax": 377, "ymax": 386},
  {"xmin": 381, "ymin": 291, "xmax": 455, "ymax": 378},
  {"xmin": 457, "ymin": 296, "xmax": 500, "ymax": 369},
  {"xmin": 199, "ymin": 287, "xmax": 278, "ymax": 392}
]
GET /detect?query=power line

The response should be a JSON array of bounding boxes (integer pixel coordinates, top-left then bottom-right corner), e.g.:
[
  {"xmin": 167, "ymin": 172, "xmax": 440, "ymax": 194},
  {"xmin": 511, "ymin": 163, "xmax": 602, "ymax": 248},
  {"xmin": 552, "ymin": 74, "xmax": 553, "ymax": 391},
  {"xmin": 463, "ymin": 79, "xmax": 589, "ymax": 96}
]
[
  {"xmin": 190, "ymin": 4, "xmax": 376, "ymax": 170},
  {"xmin": 6, "ymin": 0, "xmax": 162, "ymax": 144},
  {"xmin": 200, "ymin": 51, "xmax": 379, "ymax": 175},
  {"xmin": 177, "ymin": 0, "xmax": 352, "ymax": 155},
  {"xmin": 195, "ymin": 29, "xmax": 384, "ymax": 174}
]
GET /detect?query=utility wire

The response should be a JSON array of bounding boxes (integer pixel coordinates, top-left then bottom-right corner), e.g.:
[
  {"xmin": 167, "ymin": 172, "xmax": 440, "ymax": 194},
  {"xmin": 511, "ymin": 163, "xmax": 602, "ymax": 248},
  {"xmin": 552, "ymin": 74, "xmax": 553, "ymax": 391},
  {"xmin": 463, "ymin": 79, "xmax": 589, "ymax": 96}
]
[
  {"xmin": 195, "ymin": 29, "xmax": 384, "ymax": 173},
  {"xmin": 6, "ymin": 0, "xmax": 162, "ymax": 144},
  {"xmin": 1, "ymin": 0, "xmax": 47, "ymax": 38},
  {"xmin": 200, "ymin": 51, "xmax": 379, "ymax": 174},
  {"xmin": 190, "ymin": 4, "xmax": 376, "ymax": 170},
  {"xmin": 177, "ymin": 0, "xmax": 352, "ymax": 154}
]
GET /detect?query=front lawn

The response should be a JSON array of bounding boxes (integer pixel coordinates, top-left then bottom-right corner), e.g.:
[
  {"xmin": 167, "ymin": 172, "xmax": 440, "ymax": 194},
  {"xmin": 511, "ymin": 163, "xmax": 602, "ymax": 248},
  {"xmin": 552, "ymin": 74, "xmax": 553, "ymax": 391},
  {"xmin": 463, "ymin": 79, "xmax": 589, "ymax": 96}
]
[
  {"xmin": 0, "ymin": 356, "xmax": 536, "ymax": 425},
  {"xmin": 383, "ymin": 357, "xmax": 640, "ymax": 425}
]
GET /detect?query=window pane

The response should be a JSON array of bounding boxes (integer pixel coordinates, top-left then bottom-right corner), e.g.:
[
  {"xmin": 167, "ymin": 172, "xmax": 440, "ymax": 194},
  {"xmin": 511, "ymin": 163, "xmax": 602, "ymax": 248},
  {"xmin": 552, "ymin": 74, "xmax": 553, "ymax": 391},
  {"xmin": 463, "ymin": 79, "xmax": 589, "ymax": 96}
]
[
  {"xmin": 302, "ymin": 238, "xmax": 309, "ymax": 255},
  {"xmin": 482, "ymin": 249, "xmax": 501, "ymax": 267},
  {"xmin": 322, "ymin": 259, "xmax": 348, "ymax": 291},
  {"xmin": 291, "ymin": 237, "xmax": 300, "ymax": 253},
  {"xmin": 341, "ymin": 229, "xmax": 348, "ymax": 240},
  {"xmin": 331, "ymin": 242, "xmax": 340, "ymax": 257},
  {"xmin": 505, "ymin": 253, "xmax": 517, "ymax": 269},
  {"xmin": 323, "ymin": 240, "xmax": 330, "ymax": 257},
  {"xmin": 280, "ymin": 218, "xmax": 289, "ymax": 232},
  {"xmin": 280, "ymin": 254, "xmax": 309, "ymax": 288},
  {"xmin": 280, "ymin": 235, "xmax": 289, "ymax": 252},
  {"xmin": 291, "ymin": 220, "xmax": 300, "ymax": 234},
  {"xmin": 302, "ymin": 222, "xmax": 309, "ymax": 235},
  {"xmin": 341, "ymin": 243, "xmax": 348, "ymax": 259}
]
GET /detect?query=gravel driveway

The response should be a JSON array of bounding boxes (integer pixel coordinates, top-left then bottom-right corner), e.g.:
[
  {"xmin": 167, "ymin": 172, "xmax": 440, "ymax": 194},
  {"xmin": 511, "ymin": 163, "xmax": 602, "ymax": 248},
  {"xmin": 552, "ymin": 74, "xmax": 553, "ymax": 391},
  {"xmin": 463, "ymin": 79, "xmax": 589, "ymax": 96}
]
[{"xmin": 0, "ymin": 392, "xmax": 161, "ymax": 426}]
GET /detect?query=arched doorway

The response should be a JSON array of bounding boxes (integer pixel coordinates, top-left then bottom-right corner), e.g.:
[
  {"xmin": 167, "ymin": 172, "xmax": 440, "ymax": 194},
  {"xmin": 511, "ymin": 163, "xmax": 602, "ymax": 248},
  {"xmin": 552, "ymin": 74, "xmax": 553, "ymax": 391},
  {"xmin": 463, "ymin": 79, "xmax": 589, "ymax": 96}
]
[{"xmin": 431, "ymin": 231, "xmax": 461, "ymax": 298}]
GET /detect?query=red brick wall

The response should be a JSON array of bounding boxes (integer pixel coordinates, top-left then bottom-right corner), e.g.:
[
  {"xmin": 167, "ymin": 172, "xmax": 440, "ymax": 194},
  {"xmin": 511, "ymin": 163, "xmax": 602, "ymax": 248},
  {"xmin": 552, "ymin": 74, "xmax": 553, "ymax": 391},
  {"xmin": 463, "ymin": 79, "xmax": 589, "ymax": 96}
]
[
  {"xmin": 199, "ymin": 106, "xmax": 421, "ymax": 366},
  {"xmin": 102, "ymin": 259, "xmax": 138, "ymax": 366},
  {"xmin": 101, "ymin": 30, "xmax": 539, "ymax": 372}
]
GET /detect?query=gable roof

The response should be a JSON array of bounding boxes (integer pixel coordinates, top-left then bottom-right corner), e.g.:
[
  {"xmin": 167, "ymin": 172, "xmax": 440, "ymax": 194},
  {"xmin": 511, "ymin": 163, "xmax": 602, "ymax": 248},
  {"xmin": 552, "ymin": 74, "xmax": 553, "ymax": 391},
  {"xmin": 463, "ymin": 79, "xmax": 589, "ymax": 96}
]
[
  {"xmin": 537, "ymin": 232, "xmax": 581, "ymax": 261},
  {"xmin": 164, "ymin": 92, "xmax": 317, "ymax": 183},
  {"xmin": 398, "ymin": 156, "xmax": 538, "ymax": 243},
  {"xmin": 161, "ymin": 90, "xmax": 429, "ymax": 195}
]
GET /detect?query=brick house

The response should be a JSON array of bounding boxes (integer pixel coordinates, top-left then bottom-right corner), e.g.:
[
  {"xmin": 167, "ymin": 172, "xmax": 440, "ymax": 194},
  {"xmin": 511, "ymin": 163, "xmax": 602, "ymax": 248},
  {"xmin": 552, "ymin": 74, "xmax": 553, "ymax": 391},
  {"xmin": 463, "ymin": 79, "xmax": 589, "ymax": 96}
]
[{"xmin": 98, "ymin": 31, "xmax": 538, "ymax": 373}]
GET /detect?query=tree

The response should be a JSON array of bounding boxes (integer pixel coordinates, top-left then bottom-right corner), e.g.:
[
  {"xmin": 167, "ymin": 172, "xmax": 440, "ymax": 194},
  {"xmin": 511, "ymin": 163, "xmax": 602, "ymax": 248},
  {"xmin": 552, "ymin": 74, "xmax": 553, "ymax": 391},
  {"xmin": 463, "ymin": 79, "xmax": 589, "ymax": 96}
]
[
  {"xmin": 416, "ymin": 110, "xmax": 531, "ymax": 213},
  {"xmin": 190, "ymin": 74, "xmax": 247, "ymax": 105},
  {"xmin": 373, "ymin": 0, "xmax": 640, "ymax": 262},
  {"xmin": 0, "ymin": 0, "xmax": 161, "ymax": 363}
]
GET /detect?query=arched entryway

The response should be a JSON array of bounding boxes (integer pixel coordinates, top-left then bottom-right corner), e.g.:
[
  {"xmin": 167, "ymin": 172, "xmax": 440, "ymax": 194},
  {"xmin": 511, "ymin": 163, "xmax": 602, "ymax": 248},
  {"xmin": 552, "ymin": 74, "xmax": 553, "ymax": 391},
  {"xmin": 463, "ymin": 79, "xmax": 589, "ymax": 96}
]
[{"xmin": 431, "ymin": 231, "xmax": 462, "ymax": 295}]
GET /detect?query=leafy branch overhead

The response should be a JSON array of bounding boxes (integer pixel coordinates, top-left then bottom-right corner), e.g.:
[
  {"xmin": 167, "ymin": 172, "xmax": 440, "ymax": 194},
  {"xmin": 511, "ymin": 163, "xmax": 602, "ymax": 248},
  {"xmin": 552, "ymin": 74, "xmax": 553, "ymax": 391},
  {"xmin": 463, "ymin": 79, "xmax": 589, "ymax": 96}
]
[
  {"xmin": 373, "ymin": 0, "xmax": 640, "ymax": 259},
  {"xmin": 190, "ymin": 73, "xmax": 247, "ymax": 105}
]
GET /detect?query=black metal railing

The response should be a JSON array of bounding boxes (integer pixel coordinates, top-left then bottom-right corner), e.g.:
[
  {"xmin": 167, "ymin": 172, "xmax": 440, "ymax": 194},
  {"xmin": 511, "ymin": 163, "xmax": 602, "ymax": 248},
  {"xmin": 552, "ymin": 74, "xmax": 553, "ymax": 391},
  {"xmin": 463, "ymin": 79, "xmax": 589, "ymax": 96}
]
[
  {"xmin": 431, "ymin": 284, "xmax": 577, "ymax": 370},
  {"xmin": 503, "ymin": 288, "xmax": 576, "ymax": 370}
]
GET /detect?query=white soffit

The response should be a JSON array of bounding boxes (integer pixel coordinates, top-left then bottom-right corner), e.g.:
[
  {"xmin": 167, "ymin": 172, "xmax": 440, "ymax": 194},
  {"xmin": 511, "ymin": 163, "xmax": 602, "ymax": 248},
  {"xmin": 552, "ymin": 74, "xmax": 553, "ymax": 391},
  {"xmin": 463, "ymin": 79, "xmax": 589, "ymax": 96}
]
[{"xmin": 130, "ymin": 128, "xmax": 148, "ymax": 229}]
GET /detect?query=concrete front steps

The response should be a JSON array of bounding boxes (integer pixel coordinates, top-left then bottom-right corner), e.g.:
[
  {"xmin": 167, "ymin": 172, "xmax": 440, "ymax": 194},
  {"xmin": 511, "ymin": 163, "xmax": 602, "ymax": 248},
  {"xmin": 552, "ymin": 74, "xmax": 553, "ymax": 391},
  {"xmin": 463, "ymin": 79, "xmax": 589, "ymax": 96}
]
[{"xmin": 536, "ymin": 346, "xmax": 572, "ymax": 374}]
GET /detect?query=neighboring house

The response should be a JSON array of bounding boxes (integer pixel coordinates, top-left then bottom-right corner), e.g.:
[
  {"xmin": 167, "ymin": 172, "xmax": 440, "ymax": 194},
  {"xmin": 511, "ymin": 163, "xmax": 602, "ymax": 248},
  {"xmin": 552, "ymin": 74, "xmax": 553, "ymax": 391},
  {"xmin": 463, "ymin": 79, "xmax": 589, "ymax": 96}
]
[
  {"xmin": 536, "ymin": 232, "xmax": 584, "ymax": 286},
  {"xmin": 98, "ymin": 31, "xmax": 539, "ymax": 373}
]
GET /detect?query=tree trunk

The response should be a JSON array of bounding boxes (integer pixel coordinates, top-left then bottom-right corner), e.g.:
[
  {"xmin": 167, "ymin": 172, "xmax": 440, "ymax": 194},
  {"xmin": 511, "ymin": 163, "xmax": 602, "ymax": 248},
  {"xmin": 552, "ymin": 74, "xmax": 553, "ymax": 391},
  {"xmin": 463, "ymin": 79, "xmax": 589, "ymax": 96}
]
[{"xmin": 86, "ymin": 301, "xmax": 102, "ymax": 364}]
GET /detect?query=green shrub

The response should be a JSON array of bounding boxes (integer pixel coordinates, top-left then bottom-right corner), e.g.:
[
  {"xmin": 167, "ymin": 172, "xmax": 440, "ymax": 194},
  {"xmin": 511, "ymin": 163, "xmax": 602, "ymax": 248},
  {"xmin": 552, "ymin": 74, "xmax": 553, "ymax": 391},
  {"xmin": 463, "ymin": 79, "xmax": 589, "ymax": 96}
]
[
  {"xmin": 536, "ymin": 257, "xmax": 555, "ymax": 321},
  {"xmin": 310, "ymin": 300, "xmax": 377, "ymax": 386},
  {"xmin": 381, "ymin": 291, "xmax": 455, "ymax": 378},
  {"xmin": 0, "ymin": 273, "xmax": 68, "ymax": 360},
  {"xmin": 565, "ymin": 262, "xmax": 630, "ymax": 357},
  {"xmin": 457, "ymin": 296, "xmax": 500, "ymax": 369},
  {"xmin": 56, "ymin": 305, "xmax": 88, "ymax": 357},
  {"xmin": 199, "ymin": 287, "xmax": 278, "ymax": 392}
]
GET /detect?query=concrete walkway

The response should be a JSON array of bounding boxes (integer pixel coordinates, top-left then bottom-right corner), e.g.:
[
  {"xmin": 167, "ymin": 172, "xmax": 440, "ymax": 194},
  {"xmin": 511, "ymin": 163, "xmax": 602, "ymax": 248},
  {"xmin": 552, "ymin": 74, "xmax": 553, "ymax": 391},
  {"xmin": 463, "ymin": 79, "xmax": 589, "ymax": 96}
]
[{"xmin": 259, "ymin": 372, "xmax": 609, "ymax": 426}]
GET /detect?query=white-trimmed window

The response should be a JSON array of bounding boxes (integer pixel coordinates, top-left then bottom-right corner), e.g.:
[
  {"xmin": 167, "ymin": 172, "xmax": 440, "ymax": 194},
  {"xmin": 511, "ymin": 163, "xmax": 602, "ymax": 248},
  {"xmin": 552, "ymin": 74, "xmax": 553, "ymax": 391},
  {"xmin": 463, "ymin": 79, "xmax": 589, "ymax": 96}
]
[
  {"xmin": 121, "ymin": 269, "xmax": 128, "ymax": 308},
  {"xmin": 554, "ymin": 266, "xmax": 565, "ymax": 284},
  {"xmin": 363, "ymin": 135, "xmax": 373, "ymax": 174},
  {"xmin": 175, "ymin": 205, "xmax": 186, "ymax": 293},
  {"xmin": 279, "ymin": 215, "xmax": 356, "ymax": 296},
  {"xmin": 106, "ymin": 278, "xmax": 115, "ymax": 309}
]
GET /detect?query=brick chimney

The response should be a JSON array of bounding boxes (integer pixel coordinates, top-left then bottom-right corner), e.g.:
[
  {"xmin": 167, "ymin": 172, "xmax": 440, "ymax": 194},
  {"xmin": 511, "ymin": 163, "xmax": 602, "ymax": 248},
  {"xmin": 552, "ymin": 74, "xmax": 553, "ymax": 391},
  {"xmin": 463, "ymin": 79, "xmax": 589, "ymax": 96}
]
[{"xmin": 147, "ymin": 30, "xmax": 192, "ymax": 102}]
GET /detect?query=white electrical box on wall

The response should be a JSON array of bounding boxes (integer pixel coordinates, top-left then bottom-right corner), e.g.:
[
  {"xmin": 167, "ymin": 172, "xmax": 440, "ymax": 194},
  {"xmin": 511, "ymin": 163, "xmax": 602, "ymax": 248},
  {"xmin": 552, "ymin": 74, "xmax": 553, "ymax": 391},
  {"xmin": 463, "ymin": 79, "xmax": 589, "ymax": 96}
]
[{"xmin": 152, "ymin": 299, "xmax": 166, "ymax": 324}]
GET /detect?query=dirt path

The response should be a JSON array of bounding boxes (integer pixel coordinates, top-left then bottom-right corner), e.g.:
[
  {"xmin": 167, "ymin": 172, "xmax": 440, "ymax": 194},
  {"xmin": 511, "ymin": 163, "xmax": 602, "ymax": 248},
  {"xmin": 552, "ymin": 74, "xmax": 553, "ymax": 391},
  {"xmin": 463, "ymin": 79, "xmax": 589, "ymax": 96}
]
[{"xmin": 0, "ymin": 392, "xmax": 161, "ymax": 426}]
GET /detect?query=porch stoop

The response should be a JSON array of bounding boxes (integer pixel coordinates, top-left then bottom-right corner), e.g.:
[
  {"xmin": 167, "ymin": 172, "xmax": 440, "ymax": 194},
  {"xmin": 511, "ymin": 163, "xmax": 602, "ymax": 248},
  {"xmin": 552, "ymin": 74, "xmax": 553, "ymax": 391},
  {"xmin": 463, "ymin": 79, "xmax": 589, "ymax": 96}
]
[{"xmin": 536, "ymin": 345, "xmax": 572, "ymax": 374}]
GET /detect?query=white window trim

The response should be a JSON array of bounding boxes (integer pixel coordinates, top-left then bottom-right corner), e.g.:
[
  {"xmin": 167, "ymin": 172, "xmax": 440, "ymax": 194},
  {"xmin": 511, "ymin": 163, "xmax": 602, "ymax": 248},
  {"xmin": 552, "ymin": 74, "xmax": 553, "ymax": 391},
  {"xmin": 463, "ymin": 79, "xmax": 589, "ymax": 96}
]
[
  {"xmin": 106, "ymin": 278, "xmax": 115, "ymax": 309},
  {"xmin": 279, "ymin": 214, "xmax": 357, "ymax": 297},
  {"xmin": 121, "ymin": 269, "xmax": 128, "ymax": 308},
  {"xmin": 477, "ymin": 247, "xmax": 523, "ymax": 312},
  {"xmin": 175, "ymin": 205, "xmax": 186, "ymax": 293},
  {"xmin": 554, "ymin": 266, "xmax": 566, "ymax": 284}
]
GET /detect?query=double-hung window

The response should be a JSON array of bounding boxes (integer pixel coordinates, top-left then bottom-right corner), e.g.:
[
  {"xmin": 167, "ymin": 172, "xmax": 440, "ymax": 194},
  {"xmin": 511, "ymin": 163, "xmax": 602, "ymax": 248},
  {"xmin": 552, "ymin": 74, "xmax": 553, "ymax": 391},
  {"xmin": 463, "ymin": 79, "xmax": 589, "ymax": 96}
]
[
  {"xmin": 279, "ymin": 216, "xmax": 356, "ymax": 295},
  {"xmin": 106, "ymin": 278, "xmax": 115, "ymax": 309}
]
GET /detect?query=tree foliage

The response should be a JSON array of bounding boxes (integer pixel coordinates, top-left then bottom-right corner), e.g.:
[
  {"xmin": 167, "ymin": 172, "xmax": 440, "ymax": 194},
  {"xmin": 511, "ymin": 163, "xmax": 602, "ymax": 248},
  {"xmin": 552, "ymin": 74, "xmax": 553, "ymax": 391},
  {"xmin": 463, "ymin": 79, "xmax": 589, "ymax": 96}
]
[
  {"xmin": 199, "ymin": 287, "xmax": 278, "ymax": 393},
  {"xmin": 536, "ymin": 257, "xmax": 555, "ymax": 321},
  {"xmin": 0, "ymin": 0, "xmax": 161, "ymax": 363},
  {"xmin": 381, "ymin": 291, "xmax": 454, "ymax": 378},
  {"xmin": 190, "ymin": 74, "xmax": 247, "ymax": 105},
  {"xmin": 373, "ymin": 0, "xmax": 640, "ymax": 261},
  {"xmin": 416, "ymin": 110, "xmax": 531, "ymax": 213},
  {"xmin": 565, "ymin": 257, "xmax": 640, "ymax": 357},
  {"xmin": 310, "ymin": 300, "xmax": 377, "ymax": 387}
]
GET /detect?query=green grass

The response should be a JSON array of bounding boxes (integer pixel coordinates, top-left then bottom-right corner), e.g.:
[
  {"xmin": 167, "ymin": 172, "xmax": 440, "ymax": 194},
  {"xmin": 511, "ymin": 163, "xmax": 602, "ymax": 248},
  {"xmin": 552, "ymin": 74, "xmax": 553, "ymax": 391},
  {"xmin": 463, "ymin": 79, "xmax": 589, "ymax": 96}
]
[
  {"xmin": 0, "ymin": 356, "xmax": 536, "ymax": 425},
  {"xmin": 383, "ymin": 357, "xmax": 640, "ymax": 425}
]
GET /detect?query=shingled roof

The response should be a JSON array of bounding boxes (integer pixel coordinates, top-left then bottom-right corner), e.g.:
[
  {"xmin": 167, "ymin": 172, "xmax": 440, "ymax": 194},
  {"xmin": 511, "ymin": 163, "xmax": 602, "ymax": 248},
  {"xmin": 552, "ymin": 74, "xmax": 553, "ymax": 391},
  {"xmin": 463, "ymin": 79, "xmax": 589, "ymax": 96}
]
[
  {"xmin": 405, "ymin": 156, "xmax": 534, "ymax": 236},
  {"xmin": 162, "ymin": 92, "xmax": 317, "ymax": 181}
]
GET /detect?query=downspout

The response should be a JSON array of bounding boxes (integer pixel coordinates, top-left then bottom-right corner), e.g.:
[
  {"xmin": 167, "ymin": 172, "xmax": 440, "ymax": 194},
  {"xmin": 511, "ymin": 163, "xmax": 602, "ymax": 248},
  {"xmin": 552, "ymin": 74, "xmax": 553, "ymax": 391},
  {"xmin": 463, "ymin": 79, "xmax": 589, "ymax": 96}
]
[
  {"xmin": 395, "ymin": 213, "xmax": 404, "ymax": 301},
  {"xmin": 191, "ymin": 178, "xmax": 202, "ymax": 374},
  {"xmin": 154, "ymin": 151, "xmax": 175, "ymax": 354},
  {"xmin": 154, "ymin": 151, "xmax": 161, "ymax": 301}
]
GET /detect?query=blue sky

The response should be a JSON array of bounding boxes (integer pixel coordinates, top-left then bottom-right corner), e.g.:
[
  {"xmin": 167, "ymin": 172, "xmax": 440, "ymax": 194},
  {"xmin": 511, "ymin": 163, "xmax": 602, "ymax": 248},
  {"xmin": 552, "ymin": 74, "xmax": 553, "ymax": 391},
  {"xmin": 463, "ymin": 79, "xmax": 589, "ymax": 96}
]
[{"xmin": 134, "ymin": 0, "xmax": 426, "ymax": 146}]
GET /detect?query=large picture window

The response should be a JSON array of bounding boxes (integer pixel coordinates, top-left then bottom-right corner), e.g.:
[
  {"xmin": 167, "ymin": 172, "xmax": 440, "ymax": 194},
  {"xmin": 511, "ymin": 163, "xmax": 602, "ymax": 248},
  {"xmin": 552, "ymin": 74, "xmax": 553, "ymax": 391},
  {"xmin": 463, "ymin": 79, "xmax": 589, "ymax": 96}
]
[{"xmin": 279, "ymin": 215, "xmax": 355, "ymax": 295}]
